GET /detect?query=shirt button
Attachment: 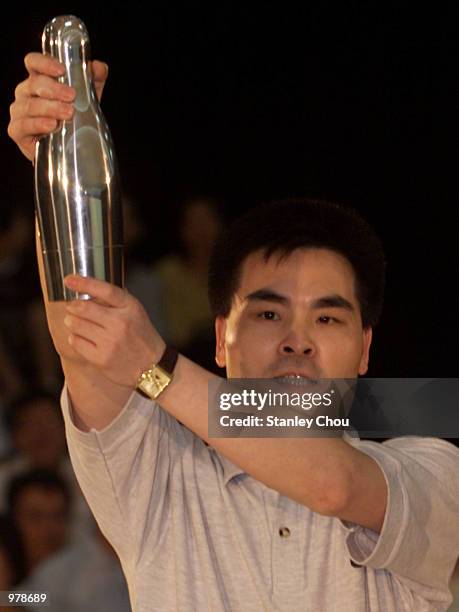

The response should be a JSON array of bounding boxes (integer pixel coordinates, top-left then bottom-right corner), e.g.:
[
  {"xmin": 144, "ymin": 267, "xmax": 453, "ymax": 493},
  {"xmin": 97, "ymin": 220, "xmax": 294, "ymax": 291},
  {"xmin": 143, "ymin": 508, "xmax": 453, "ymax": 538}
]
[
  {"xmin": 279, "ymin": 527, "xmax": 291, "ymax": 538},
  {"xmin": 350, "ymin": 560, "xmax": 362, "ymax": 568}
]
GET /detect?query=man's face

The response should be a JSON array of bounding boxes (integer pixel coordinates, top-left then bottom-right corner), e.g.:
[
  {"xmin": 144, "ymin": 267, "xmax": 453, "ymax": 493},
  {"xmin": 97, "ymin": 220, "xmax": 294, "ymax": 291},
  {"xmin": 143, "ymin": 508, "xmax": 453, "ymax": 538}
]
[
  {"xmin": 13, "ymin": 400, "xmax": 66, "ymax": 468},
  {"xmin": 14, "ymin": 486, "xmax": 68, "ymax": 566},
  {"xmin": 215, "ymin": 248, "xmax": 372, "ymax": 379}
]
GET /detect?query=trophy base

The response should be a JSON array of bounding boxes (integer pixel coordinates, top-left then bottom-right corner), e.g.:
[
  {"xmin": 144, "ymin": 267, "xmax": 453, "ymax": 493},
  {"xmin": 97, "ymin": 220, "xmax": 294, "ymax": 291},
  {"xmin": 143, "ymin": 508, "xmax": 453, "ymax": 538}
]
[{"xmin": 42, "ymin": 246, "xmax": 124, "ymax": 301}]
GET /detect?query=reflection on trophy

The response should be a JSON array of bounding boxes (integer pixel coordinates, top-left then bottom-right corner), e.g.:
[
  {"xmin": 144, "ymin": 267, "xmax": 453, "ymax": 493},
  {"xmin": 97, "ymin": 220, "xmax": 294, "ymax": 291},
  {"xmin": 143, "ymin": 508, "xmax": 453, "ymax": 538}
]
[{"xmin": 34, "ymin": 15, "xmax": 123, "ymax": 301}]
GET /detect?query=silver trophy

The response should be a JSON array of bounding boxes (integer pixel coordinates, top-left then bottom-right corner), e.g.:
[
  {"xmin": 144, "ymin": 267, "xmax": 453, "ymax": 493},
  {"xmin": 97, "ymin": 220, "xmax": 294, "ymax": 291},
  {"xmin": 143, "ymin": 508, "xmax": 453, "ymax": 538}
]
[{"xmin": 34, "ymin": 15, "xmax": 123, "ymax": 301}]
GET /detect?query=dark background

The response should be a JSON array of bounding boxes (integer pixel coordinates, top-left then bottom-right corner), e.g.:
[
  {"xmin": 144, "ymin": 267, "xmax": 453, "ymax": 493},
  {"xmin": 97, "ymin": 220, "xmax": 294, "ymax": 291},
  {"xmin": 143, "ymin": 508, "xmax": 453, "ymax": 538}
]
[{"xmin": 1, "ymin": 2, "xmax": 457, "ymax": 378}]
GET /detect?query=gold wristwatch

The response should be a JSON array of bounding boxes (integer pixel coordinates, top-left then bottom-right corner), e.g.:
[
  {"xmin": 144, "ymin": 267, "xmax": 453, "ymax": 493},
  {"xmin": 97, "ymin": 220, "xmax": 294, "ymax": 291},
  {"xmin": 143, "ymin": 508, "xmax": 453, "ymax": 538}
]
[{"xmin": 136, "ymin": 345, "xmax": 179, "ymax": 400}]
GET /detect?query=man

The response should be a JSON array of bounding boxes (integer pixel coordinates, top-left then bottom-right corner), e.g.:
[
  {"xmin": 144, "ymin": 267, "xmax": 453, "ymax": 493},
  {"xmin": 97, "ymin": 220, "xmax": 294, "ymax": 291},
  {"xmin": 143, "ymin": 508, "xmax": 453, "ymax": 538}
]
[
  {"xmin": 5, "ymin": 469, "xmax": 71, "ymax": 582},
  {"xmin": 7, "ymin": 53, "xmax": 459, "ymax": 611},
  {"xmin": 19, "ymin": 523, "xmax": 131, "ymax": 612},
  {"xmin": 0, "ymin": 391, "xmax": 94, "ymax": 541}
]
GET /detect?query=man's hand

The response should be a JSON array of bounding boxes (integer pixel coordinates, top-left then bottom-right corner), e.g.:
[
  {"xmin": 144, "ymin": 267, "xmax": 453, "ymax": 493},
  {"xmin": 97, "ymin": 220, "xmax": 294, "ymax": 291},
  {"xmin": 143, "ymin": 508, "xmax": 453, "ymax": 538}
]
[
  {"xmin": 8, "ymin": 52, "xmax": 108, "ymax": 161},
  {"xmin": 63, "ymin": 275, "xmax": 166, "ymax": 387}
]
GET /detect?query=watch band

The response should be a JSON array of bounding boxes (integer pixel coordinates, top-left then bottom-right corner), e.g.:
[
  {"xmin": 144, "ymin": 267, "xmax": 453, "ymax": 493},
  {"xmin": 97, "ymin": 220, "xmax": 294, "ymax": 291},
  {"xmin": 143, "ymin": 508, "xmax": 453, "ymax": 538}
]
[
  {"xmin": 136, "ymin": 345, "xmax": 179, "ymax": 400},
  {"xmin": 157, "ymin": 344, "xmax": 179, "ymax": 375}
]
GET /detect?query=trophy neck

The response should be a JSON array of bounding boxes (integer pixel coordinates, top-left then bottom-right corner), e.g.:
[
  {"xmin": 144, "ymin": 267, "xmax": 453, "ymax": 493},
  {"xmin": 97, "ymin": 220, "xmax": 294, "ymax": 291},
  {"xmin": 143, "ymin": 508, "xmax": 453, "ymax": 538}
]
[
  {"xmin": 42, "ymin": 15, "xmax": 94, "ymax": 112},
  {"xmin": 42, "ymin": 15, "xmax": 91, "ymax": 62}
]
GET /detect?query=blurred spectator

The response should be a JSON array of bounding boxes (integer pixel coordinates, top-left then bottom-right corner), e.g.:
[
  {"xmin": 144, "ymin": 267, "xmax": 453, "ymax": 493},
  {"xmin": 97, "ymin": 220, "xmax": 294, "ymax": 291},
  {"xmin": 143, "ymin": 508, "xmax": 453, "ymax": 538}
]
[
  {"xmin": 153, "ymin": 195, "xmax": 224, "ymax": 372},
  {"xmin": 2, "ymin": 469, "xmax": 71, "ymax": 584},
  {"xmin": 20, "ymin": 524, "xmax": 131, "ymax": 612},
  {"xmin": 0, "ymin": 397, "xmax": 12, "ymax": 462},
  {"xmin": 0, "ymin": 513, "xmax": 17, "ymax": 588},
  {"xmin": 0, "ymin": 338, "xmax": 21, "ymax": 404},
  {"xmin": 0, "ymin": 391, "xmax": 94, "ymax": 541},
  {"xmin": 0, "ymin": 203, "xmax": 62, "ymax": 399},
  {"xmin": 122, "ymin": 193, "xmax": 168, "ymax": 337},
  {"xmin": 0, "ymin": 518, "xmax": 19, "ymax": 593}
]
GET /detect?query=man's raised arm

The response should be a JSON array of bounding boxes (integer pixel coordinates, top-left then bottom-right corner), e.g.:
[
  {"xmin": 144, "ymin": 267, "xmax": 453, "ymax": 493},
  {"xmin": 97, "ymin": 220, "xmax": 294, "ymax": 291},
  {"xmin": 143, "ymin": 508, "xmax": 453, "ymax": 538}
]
[
  {"xmin": 34, "ymin": 222, "xmax": 161, "ymax": 431},
  {"xmin": 9, "ymin": 51, "xmax": 137, "ymax": 431}
]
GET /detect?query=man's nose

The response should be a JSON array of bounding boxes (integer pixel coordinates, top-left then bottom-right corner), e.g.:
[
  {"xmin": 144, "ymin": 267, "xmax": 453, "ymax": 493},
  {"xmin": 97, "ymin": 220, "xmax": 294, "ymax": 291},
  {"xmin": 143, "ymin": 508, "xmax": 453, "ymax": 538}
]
[{"xmin": 278, "ymin": 326, "xmax": 316, "ymax": 356}]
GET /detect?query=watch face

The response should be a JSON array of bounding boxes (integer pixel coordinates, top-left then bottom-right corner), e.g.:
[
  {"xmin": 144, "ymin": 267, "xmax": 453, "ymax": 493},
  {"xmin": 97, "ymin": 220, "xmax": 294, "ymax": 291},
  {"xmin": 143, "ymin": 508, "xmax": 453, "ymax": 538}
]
[{"xmin": 138, "ymin": 366, "xmax": 172, "ymax": 399}]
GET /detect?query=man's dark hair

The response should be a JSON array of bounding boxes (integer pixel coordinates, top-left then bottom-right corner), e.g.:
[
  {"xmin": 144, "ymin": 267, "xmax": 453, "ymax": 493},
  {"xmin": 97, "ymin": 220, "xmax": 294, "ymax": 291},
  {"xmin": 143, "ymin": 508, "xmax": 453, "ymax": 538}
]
[
  {"xmin": 7, "ymin": 469, "xmax": 71, "ymax": 515},
  {"xmin": 208, "ymin": 197, "xmax": 386, "ymax": 329}
]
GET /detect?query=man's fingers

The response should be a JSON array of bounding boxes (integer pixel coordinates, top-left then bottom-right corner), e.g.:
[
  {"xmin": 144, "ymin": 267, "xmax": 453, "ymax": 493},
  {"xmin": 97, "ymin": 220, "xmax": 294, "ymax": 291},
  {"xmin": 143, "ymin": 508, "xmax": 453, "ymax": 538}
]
[
  {"xmin": 90, "ymin": 60, "xmax": 109, "ymax": 101},
  {"xmin": 91, "ymin": 60, "xmax": 108, "ymax": 82},
  {"xmin": 67, "ymin": 333, "xmax": 100, "ymax": 363},
  {"xmin": 65, "ymin": 298, "xmax": 111, "ymax": 327},
  {"xmin": 16, "ymin": 74, "xmax": 75, "ymax": 102},
  {"xmin": 23, "ymin": 52, "xmax": 108, "ymax": 93},
  {"xmin": 64, "ymin": 275, "xmax": 128, "ymax": 308},
  {"xmin": 7, "ymin": 117, "xmax": 55, "ymax": 150},
  {"xmin": 24, "ymin": 52, "xmax": 65, "ymax": 77},
  {"xmin": 10, "ymin": 97, "xmax": 74, "ymax": 122},
  {"xmin": 64, "ymin": 314, "xmax": 105, "ymax": 342}
]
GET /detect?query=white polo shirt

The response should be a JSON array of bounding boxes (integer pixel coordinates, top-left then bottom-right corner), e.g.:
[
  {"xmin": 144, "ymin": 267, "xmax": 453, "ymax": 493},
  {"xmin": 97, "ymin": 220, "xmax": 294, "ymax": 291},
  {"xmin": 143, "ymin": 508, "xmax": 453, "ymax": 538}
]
[{"xmin": 61, "ymin": 388, "xmax": 459, "ymax": 611}]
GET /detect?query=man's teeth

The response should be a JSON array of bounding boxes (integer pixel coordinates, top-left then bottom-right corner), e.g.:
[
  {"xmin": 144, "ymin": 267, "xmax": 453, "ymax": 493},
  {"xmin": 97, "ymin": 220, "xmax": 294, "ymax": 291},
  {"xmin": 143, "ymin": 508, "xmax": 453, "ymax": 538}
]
[{"xmin": 275, "ymin": 375, "xmax": 314, "ymax": 385}]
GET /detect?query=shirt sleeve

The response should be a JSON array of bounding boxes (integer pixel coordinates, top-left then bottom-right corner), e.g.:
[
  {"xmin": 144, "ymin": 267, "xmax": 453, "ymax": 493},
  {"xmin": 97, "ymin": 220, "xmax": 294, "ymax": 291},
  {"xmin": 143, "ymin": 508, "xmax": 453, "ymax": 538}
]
[
  {"xmin": 60, "ymin": 386, "xmax": 196, "ymax": 574},
  {"xmin": 340, "ymin": 436, "xmax": 459, "ymax": 599}
]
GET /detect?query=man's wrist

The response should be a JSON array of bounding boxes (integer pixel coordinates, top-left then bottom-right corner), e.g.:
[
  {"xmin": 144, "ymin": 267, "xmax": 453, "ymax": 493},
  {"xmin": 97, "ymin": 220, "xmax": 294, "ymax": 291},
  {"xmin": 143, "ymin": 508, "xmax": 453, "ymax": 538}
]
[{"xmin": 136, "ymin": 345, "xmax": 179, "ymax": 400}]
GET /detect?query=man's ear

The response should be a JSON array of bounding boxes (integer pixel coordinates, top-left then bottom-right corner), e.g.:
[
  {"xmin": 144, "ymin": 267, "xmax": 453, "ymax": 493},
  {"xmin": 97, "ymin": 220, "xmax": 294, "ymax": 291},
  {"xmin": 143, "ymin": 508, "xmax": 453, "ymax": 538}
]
[
  {"xmin": 214, "ymin": 316, "xmax": 227, "ymax": 368},
  {"xmin": 358, "ymin": 327, "xmax": 373, "ymax": 375}
]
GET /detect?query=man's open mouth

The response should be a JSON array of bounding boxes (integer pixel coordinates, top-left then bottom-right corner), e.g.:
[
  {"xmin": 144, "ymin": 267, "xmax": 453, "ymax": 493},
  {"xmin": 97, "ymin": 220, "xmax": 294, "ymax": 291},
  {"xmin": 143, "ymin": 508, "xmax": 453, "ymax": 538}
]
[{"xmin": 274, "ymin": 374, "xmax": 319, "ymax": 386}]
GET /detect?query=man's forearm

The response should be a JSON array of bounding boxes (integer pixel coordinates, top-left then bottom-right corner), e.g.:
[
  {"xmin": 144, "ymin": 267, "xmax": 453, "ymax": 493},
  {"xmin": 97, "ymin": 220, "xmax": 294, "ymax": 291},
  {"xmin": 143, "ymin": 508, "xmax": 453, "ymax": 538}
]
[
  {"xmin": 157, "ymin": 354, "xmax": 387, "ymax": 532},
  {"xmin": 35, "ymin": 222, "xmax": 131, "ymax": 429},
  {"xmin": 62, "ymin": 362, "xmax": 131, "ymax": 431},
  {"xmin": 52, "ymin": 273, "xmax": 387, "ymax": 532}
]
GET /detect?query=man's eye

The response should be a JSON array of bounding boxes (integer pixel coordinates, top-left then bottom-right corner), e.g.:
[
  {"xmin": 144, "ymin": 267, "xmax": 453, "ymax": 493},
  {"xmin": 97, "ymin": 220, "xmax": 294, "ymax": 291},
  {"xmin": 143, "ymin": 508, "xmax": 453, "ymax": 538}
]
[
  {"xmin": 318, "ymin": 315, "xmax": 338, "ymax": 324},
  {"xmin": 258, "ymin": 311, "xmax": 279, "ymax": 321}
]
